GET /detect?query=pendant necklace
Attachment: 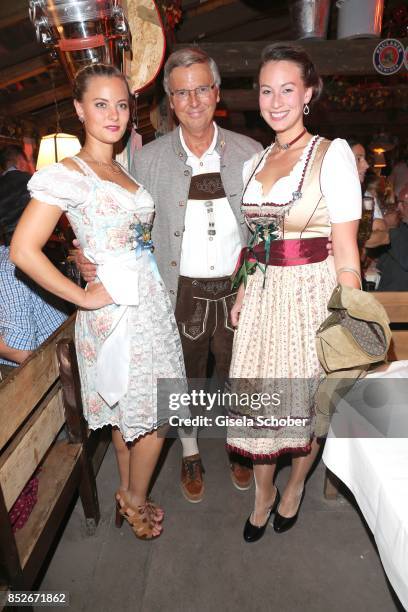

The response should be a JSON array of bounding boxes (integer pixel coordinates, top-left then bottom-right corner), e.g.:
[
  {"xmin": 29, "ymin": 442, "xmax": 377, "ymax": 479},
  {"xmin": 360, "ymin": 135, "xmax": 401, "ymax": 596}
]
[
  {"xmin": 274, "ymin": 128, "xmax": 307, "ymax": 152},
  {"xmin": 81, "ymin": 150, "xmax": 122, "ymax": 174}
]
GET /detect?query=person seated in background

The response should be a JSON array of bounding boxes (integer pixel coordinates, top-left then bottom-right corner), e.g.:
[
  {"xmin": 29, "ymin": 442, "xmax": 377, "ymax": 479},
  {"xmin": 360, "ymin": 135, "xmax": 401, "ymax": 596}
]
[
  {"xmin": 389, "ymin": 151, "xmax": 408, "ymax": 198},
  {"xmin": 362, "ymin": 173, "xmax": 392, "ymax": 289},
  {"xmin": 363, "ymin": 174, "xmax": 389, "ymax": 249},
  {"xmin": 0, "ymin": 145, "xmax": 67, "ymax": 380},
  {"xmin": 347, "ymin": 139, "xmax": 389, "ymax": 289},
  {"xmin": 377, "ymin": 184, "xmax": 408, "ymax": 291},
  {"xmin": 0, "ymin": 145, "xmax": 31, "ymax": 232},
  {"xmin": 383, "ymin": 203, "xmax": 401, "ymax": 230},
  {"xmin": 347, "ymin": 140, "xmax": 389, "ymax": 249}
]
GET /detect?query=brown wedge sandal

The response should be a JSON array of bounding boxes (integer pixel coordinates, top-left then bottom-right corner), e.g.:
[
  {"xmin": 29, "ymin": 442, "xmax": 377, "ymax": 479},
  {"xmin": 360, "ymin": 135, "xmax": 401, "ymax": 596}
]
[
  {"xmin": 115, "ymin": 491, "xmax": 164, "ymax": 524},
  {"xmin": 115, "ymin": 493, "xmax": 163, "ymax": 540}
]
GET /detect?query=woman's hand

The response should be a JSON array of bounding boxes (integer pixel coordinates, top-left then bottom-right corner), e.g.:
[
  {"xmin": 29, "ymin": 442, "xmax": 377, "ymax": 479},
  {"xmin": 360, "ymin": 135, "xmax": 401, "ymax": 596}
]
[
  {"xmin": 326, "ymin": 233, "xmax": 333, "ymax": 257},
  {"xmin": 80, "ymin": 282, "xmax": 114, "ymax": 310},
  {"xmin": 230, "ymin": 284, "xmax": 245, "ymax": 327}
]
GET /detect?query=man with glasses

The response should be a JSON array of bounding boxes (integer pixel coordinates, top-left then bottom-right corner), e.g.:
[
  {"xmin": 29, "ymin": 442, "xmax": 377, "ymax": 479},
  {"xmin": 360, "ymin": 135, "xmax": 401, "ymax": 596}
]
[
  {"xmin": 77, "ymin": 47, "xmax": 262, "ymax": 501},
  {"xmin": 139, "ymin": 47, "xmax": 263, "ymax": 502}
]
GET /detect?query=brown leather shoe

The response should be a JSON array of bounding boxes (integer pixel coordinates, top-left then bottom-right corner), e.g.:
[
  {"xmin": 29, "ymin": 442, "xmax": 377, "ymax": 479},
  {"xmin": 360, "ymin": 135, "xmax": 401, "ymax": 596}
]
[
  {"xmin": 230, "ymin": 462, "xmax": 253, "ymax": 491},
  {"xmin": 181, "ymin": 454, "xmax": 205, "ymax": 503}
]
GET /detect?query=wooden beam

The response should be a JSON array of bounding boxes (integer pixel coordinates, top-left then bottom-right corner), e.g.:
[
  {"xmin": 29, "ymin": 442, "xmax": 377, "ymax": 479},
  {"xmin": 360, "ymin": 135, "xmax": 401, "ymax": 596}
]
[
  {"xmin": 375, "ymin": 293, "xmax": 408, "ymax": 323},
  {"xmin": 181, "ymin": 39, "xmax": 408, "ymax": 76},
  {"xmin": 0, "ymin": 0, "xmax": 29, "ymax": 30},
  {"xmin": 14, "ymin": 441, "xmax": 82, "ymax": 570},
  {"xmin": 0, "ymin": 55, "xmax": 53, "ymax": 89},
  {"xmin": 1, "ymin": 83, "xmax": 72, "ymax": 116},
  {"xmin": 185, "ymin": 0, "xmax": 238, "ymax": 18},
  {"xmin": 0, "ymin": 42, "xmax": 46, "ymax": 72},
  {"xmin": 0, "ymin": 386, "xmax": 65, "ymax": 512},
  {"xmin": 220, "ymin": 90, "xmax": 408, "ymax": 122},
  {"xmin": 203, "ymin": 17, "xmax": 291, "ymax": 44},
  {"xmin": 0, "ymin": 316, "xmax": 74, "ymax": 451},
  {"xmin": 177, "ymin": 3, "xmax": 287, "ymax": 44}
]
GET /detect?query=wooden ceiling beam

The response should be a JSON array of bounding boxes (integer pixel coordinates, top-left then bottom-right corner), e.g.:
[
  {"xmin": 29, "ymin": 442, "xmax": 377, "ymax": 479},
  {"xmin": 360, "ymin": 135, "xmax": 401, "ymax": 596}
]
[
  {"xmin": 221, "ymin": 90, "xmax": 407, "ymax": 126},
  {"xmin": 220, "ymin": 89, "xmax": 408, "ymax": 115},
  {"xmin": 182, "ymin": 39, "xmax": 408, "ymax": 76},
  {"xmin": 184, "ymin": 0, "xmax": 238, "ymax": 18},
  {"xmin": 1, "ymin": 83, "xmax": 72, "ymax": 116},
  {"xmin": 0, "ymin": 55, "xmax": 53, "ymax": 89},
  {"xmin": 0, "ymin": 42, "xmax": 45, "ymax": 71},
  {"xmin": 202, "ymin": 17, "xmax": 291, "ymax": 43},
  {"xmin": 0, "ymin": 0, "xmax": 29, "ymax": 30},
  {"xmin": 176, "ymin": 3, "xmax": 286, "ymax": 43}
]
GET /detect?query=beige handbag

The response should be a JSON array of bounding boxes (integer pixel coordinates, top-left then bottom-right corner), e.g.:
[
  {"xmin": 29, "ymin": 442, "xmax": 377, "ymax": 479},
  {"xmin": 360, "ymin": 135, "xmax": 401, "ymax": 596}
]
[
  {"xmin": 316, "ymin": 284, "xmax": 391, "ymax": 373},
  {"xmin": 315, "ymin": 285, "xmax": 392, "ymax": 434}
]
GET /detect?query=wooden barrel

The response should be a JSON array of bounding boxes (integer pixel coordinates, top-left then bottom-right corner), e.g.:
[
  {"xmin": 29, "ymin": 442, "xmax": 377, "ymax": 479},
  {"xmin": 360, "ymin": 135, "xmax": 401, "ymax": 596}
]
[{"xmin": 123, "ymin": 0, "xmax": 166, "ymax": 93}]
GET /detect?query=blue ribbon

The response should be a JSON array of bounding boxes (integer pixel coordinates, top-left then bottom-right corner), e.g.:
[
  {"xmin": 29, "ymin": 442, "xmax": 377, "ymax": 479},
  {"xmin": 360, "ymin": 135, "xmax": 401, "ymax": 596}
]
[{"xmin": 133, "ymin": 222, "xmax": 161, "ymax": 282}]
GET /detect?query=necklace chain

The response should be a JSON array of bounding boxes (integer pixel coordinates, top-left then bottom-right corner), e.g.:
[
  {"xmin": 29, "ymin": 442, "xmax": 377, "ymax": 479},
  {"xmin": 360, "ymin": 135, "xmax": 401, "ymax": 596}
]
[
  {"xmin": 81, "ymin": 150, "xmax": 122, "ymax": 174},
  {"xmin": 275, "ymin": 128, "xmax": 307, "ymax": 152}
]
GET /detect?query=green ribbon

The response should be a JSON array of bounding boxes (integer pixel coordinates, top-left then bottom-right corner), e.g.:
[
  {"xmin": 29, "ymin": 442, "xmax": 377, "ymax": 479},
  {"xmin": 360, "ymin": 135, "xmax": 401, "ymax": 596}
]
[{"xmin": 231, "ymin": 222, "xmax": 279, "ymax": 290}]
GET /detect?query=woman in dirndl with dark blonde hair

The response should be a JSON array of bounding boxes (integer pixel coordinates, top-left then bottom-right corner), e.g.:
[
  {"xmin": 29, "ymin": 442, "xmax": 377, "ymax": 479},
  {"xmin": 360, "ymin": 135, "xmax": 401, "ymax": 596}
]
[{"xmin": 11, "ymin": 63, "xmax": 186, "ymax": 541}]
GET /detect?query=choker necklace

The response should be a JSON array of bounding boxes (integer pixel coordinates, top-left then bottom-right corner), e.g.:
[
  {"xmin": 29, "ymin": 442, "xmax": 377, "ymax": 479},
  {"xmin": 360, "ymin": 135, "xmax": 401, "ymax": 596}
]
[
  {"xmin": 81, "ymin": 151, "xmax": 122, "ymax": 174},
  {"xmin": 274, "ymin": 128, "xmax": 307, "ymax": 152}
]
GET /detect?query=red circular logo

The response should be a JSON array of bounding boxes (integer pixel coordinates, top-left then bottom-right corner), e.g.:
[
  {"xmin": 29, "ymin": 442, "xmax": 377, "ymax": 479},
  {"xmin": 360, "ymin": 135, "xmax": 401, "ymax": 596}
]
[{"xmin": 373, "ymin": 39, "xmax": 404, "ymax": 75}]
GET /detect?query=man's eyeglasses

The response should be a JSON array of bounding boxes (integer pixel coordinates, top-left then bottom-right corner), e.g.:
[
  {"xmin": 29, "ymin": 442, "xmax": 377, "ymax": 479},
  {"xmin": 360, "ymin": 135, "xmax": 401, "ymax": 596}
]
[{"xmin": 170, "ymin": 84, "xmax": 216, "ymax": 100}]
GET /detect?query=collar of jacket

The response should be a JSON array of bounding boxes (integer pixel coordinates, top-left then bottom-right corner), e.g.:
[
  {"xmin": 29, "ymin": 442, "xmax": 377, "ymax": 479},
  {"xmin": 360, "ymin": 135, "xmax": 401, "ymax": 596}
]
[{"xmin": 171, "ymin": 123, "xmax": 226, "ymax": 163}]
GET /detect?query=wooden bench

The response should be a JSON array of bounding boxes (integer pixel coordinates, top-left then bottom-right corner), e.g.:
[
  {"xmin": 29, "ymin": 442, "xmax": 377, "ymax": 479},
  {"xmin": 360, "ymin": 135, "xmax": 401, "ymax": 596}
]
[
  {"xmin": 324, "ymin": 291, "xmax": 408, "ymax": 499},
  {"xmin": 0, "ymin": 314, "xmax": 110, "ymax": 602}
]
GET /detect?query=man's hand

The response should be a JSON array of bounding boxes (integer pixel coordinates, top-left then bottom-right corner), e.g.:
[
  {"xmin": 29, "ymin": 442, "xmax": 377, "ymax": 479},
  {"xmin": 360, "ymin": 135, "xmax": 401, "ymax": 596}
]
[
  {"xmin": 72, "ymin": 238, "xmax": 97, "ymax": 282},
  {"xmin": 0, "ymin": 337, "xmax": 31, "ymax": 365},
  {"xmin": 326, "ymin": 234, "xmax": 334, "ymax": 257}
]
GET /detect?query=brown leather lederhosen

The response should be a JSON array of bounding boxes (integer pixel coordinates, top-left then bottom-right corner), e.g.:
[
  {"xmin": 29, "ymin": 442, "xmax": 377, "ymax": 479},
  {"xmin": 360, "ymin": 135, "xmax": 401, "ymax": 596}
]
[{"xmin": 175, "ymin": 172, "xmax": 237, "ymax": 379}]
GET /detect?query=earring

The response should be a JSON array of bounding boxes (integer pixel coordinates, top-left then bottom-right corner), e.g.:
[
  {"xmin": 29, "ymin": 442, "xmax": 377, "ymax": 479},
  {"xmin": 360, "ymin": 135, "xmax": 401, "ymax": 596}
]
[
  {"xmin": 79, "ymin": 116, "xmax": 84, "ymax": 123},
  {"xmin": 303, "ymin": 104, "xmax": 310, "ymax": 116}
]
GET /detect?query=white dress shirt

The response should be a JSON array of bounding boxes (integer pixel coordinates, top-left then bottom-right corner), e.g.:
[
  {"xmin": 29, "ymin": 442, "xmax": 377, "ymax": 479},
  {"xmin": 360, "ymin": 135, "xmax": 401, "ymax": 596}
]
[{"xmin": 179, "ymin": 124, "xmax": 243, "ymax": 278}]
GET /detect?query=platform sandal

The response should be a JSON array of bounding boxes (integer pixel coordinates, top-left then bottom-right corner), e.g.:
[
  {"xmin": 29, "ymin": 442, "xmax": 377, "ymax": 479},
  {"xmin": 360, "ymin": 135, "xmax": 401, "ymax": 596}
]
[{"xmin": 115, "ymin": 492, "xmax": 163, "ymax": 540}]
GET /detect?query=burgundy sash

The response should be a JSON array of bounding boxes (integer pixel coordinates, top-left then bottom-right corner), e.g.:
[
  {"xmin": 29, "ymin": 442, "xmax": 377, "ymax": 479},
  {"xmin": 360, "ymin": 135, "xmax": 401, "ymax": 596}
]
[{"xmin": 237, "ymin": 237, "xmax": 329, "ymax": 269}]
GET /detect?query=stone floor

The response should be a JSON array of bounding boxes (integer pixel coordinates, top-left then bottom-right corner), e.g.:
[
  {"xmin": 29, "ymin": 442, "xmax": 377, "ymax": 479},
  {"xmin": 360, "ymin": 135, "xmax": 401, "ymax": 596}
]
[{"xmin": 37, "ymin": 437, "xmax": 404, "ymax": 612}]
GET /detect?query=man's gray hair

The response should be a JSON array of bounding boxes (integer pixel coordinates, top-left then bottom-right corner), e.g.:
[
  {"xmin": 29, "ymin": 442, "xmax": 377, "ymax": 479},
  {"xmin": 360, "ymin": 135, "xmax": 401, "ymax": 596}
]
[{"xmin": 163, "ymin": 47, "xmax": 221, "ymax": 96}]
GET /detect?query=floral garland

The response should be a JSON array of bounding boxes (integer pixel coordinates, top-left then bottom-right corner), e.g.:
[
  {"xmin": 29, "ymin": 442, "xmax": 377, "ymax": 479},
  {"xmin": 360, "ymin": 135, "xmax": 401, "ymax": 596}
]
[
  {"xmin": 322, "ymin": 78, "xmax": 408, "ymax": 112},
  {"xmin": 383, "ymin": 0, "xmax": 408, "ymax": 38}
]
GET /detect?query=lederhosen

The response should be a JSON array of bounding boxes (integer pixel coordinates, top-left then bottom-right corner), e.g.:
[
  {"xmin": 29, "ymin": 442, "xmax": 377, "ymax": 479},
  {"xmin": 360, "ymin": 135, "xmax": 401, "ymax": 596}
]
[{"xmin": 175, "ymin": 172, "xmax": 238, "ymax": 379}]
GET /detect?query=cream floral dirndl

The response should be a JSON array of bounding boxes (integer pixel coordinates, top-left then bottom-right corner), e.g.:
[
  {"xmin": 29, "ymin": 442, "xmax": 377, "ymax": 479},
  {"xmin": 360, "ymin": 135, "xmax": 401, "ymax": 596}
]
[
  {"xmin": 28, "ymin": 158, "xmax": 185, "ymax": 442},
  {"xmin": 226, "ymin": 136, "xmax": 361, "ymax": 459}
]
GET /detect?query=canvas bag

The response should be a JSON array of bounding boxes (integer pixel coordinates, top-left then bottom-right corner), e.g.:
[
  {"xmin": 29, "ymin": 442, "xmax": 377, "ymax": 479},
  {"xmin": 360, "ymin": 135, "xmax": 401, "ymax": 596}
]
[
  {"xmin": 315, "ymin": 285, "xmax": 392, "ymax": 433},
  {"xmin": 316, "ymin": 284, "xmax": 391, "ymax": 374}
]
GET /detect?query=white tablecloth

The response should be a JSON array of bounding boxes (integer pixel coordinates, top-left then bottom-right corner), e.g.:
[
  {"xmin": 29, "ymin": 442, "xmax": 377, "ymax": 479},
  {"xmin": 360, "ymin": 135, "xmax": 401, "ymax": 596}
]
[{"xmin": 323, "ymin": 361, "xmax": 408, "ymax": 610}]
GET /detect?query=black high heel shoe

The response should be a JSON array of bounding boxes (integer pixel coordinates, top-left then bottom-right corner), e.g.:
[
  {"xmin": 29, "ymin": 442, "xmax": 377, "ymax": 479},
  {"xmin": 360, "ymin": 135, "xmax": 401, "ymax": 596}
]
[
  {"xmin": 273, "ymin": 488, "xmax": 305, "ymax": 534},
  {"xmin": 243, "ymin": 486, "xmax": 280, "ymax": 543}
]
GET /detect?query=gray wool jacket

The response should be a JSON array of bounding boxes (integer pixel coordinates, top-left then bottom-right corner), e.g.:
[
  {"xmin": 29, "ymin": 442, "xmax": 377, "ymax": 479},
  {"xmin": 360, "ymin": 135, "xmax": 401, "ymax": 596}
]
[{"xmin": 131, "ymin": 125, "xmax": 262, "ymax": 306}]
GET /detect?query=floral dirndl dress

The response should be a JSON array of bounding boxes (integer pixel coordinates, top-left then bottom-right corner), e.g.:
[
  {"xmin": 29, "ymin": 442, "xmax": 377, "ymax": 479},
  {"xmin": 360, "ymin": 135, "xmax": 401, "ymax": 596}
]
[{"xmin": 28, "ymin": 157, "xmax": 185, "ymax": 442}]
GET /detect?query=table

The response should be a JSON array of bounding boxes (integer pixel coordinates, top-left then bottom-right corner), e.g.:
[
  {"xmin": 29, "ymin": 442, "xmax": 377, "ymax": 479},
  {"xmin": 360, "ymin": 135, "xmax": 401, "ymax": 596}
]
[{"xmin": 323, "ymin": 361, "xmax": 408, "ymax": 610}]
